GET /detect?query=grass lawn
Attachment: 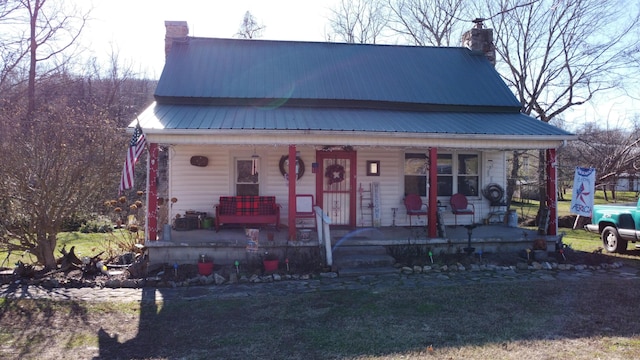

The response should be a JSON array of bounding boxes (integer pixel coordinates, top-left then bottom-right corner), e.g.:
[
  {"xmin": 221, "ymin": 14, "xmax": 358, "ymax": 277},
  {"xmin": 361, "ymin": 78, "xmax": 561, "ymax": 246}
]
[{"xmin": 2, "ymin": 276, "xmax": 640, "ymax": 359}]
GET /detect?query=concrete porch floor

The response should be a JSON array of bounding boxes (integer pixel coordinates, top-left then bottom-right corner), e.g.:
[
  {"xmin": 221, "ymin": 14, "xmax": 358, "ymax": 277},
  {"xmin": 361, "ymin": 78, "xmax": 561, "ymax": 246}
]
[{"xmin": 145, "ymin": 223, "xmax": 562, "ymax": 266}]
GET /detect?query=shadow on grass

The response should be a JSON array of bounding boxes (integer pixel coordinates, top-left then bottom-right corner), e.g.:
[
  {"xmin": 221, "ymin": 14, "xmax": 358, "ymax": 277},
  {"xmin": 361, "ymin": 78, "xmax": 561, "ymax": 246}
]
[
  {"xmin": 91, "ymin": 252, "xmax": 640, "ymax": 359},
  {"xmin": 3, "ymin": 249, "xmax": 640, "ymax": 359}
]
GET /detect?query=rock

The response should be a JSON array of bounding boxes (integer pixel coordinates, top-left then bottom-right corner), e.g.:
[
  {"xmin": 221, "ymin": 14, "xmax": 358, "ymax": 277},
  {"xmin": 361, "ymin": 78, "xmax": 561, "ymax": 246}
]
[
  {"xmin": 214, "ymin": 273, "xmax": 226, "ymax": 285},
  {"xmin": 422, "ymin": 265, "xmax": 432, "ymax": 272},
  {"xmin": 440, "ymin": 265, "xmax": 448, "ymax": 271},
  {"xmin": 320, "ymin": 272, "xmax": 338, "ymax": 278},
  {"xmin": 543, "ymin": 262, "xmax": 552, "ymax": 270},
  {"xmin": 401, "ymin": 267, "xmax": 414, "ymax": 274},
  {"xmin": 413, "ymin": 266, "xmax": 422, "ymax": 273},
  {"xmin": 469, "ymin": 264, "xmax": 480, "ymax": 271},
  {"xmin": 273, "ymin": 273, "xmax": 282, "ymax": 281},
  {"xmin": 516, "ymin": 262, "xmax": 528, "ymax": 270}
]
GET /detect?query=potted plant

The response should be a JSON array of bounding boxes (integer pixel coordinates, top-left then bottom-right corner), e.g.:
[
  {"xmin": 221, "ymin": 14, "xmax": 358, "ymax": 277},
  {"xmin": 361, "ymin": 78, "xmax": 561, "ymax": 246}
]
[
  {"xmin": 197, "ymin": 254, "xmax": 214, "ymax": 276},
  {"xmin": 262, "ymin": 252, "xmax": 279, "ymax": 272}
]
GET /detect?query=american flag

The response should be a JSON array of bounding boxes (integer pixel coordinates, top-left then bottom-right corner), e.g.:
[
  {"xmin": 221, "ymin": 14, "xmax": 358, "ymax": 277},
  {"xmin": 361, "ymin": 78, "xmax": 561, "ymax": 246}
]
[{"xmin": 119, "ymin": 124, "xmax": 147, "ymax": 192}]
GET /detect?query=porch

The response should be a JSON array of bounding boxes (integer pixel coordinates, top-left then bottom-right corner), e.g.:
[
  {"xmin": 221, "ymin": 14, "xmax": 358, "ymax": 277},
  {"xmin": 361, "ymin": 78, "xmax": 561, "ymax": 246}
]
[{"xmin": 145, "ymin": 222, "xmax": 561, "ymax": 267}]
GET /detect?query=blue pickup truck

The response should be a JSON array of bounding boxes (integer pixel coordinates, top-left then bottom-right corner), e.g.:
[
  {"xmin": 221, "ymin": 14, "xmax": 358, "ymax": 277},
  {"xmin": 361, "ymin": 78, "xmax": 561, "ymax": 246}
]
[{"xmin": 585, "ymin": 199, "xmax": 640, "ymax": 253}]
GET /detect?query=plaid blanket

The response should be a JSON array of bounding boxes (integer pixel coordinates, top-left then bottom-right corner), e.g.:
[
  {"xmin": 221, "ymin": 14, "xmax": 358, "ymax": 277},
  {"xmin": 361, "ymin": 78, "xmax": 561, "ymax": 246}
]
[{"xmin": 218, "ymin": 196, "xmax": 277, "ymax": 216}]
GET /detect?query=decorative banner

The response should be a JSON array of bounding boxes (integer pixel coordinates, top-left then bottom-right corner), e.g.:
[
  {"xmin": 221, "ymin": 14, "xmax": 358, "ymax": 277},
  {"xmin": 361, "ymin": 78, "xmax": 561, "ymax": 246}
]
[{"xmin": 570, "ymin": 167, "xmax": 596, "ymax": 217}]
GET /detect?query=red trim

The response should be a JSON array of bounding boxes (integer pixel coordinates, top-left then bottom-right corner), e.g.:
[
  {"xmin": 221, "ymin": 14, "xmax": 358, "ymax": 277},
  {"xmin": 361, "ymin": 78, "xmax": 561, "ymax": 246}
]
[
  {"xmin": 147, "ymin": 143, "xmax": 159, "ymax": 241},
  {"xmin": 546, "ymin": 149, "xmax": 557, "ymax": 236},
  {"xmin": 428, "ymin": 147, "xmax": 438, "ymax": 237},
  {"xmin": 288, "ymin": 145, "xmax": 297, "ymax": 240},
  {"xmin": 315, "ymin": 150, "xmax": 357, "ymax": 228}
]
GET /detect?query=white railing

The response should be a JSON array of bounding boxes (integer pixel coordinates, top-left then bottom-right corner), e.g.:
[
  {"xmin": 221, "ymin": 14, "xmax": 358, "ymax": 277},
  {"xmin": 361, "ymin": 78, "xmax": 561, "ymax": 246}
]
[{"xmin": 314, "ymin": 206, "xmax": 333, "ymax": 266}]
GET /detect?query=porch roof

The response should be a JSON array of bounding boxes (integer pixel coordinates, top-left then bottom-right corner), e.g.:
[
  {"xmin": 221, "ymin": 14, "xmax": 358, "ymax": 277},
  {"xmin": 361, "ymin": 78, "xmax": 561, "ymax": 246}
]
[{"xmin": 137, "ymin": 102, "xmax": 574, "ymax": 141}]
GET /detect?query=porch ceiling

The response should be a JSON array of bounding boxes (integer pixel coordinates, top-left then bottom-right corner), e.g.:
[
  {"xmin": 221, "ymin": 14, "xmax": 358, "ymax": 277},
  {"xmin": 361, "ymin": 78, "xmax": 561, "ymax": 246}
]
[{"xmin": 135, "ymin": 102, "xmax": 575, "ymax": 149}]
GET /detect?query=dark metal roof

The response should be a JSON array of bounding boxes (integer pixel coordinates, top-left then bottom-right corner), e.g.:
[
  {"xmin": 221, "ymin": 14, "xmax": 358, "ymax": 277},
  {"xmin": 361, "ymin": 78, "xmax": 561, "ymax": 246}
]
[
  {"xmin": 155, "ymin": 37, "xmax": 522, "ymax": 110},
  {"xmin": 138, "ymin": 103, "xmax": 573, "ymax": 137}
]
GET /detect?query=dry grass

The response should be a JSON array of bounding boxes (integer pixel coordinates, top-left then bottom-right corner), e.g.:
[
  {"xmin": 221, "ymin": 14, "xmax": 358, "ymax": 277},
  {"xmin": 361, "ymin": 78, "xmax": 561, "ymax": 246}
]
[{"xmin": 2, "ymin": 275, "xmax": 640, "ymax": 359}]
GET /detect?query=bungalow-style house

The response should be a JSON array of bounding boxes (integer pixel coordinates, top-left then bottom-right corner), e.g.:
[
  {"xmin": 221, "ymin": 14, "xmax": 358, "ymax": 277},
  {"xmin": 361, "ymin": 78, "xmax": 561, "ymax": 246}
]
[{"xmin": 136, "ymin": 21, "xmax": 574, "ymax": 267}]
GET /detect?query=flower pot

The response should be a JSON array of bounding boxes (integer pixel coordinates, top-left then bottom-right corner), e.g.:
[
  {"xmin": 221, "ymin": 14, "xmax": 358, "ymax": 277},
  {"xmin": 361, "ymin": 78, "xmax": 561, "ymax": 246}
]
[
  {"xmin": 197, "ymin": 261, "xmax": 214, "ymax": 276},
  {"xmin": 263, "ymin": 259, "xmax": 279, "ymax": 272}
]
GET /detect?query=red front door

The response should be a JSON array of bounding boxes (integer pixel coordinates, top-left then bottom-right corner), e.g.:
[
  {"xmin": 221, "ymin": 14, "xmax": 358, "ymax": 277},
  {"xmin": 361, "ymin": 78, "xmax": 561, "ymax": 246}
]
[{"xmin": 316, "ymin": 150, "xmax": 357, "ymax": 227}]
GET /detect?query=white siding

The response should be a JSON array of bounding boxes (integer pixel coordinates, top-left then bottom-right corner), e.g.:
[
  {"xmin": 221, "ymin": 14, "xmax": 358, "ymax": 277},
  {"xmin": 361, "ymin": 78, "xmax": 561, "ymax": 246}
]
[{"xmin": 167, "ymin": 145, "xmax": 509, "ymax": 226}]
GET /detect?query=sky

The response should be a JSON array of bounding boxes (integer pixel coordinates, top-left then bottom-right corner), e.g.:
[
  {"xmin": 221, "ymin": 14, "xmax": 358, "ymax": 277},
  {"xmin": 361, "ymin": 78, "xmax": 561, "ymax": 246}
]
[
  {"xmin": 82, "ymin": 0, "xmax": 339, "ymax": 78},
  {"xmin": 79, "ymin": 0, "xmax": 638, "ymax": 130}
]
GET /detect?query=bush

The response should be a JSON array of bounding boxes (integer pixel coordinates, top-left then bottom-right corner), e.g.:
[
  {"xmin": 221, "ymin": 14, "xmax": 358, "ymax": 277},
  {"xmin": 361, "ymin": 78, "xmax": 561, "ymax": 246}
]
[{"xmin": 79, "ymin": 217, "xmax": 113, "ymax": 233}]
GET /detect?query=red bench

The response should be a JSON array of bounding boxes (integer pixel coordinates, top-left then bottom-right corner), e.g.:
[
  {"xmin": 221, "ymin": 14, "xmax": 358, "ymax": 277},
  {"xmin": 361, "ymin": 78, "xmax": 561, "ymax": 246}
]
[{"xmin": 214, "ymin": 196, "xmax": 281, "ymax": 232}]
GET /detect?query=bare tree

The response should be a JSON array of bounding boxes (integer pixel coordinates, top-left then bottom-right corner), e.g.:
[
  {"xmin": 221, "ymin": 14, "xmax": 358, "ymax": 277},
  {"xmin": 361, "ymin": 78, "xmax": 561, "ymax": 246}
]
[
  {"xmin": 482, "ymin": 0, "xmax": 640, "ymax": 217},
  {"xmin": 328, "ymin": 0, "xmax": 389, "ymax": 43},
  {"xmin": 235, "ymin": 11, "xmax": 266, "ymax": 39},
  {"xmin": 17, "ymin": 0, "xmax": 89, "ymax": 115},
  {"xmin": 0, "ymin": 1, "xmax": 157, "ymax": 268},
  {"xmin": 387, "ymin": 0, "xmax": 470, "ymax": 46},
  {"xmin": 562, "ymin": 122, "xmax": 640, "ymax": 200},
  {"xmin": 0, "ymin": 94, "xmax": 123, "ymax": 268}
]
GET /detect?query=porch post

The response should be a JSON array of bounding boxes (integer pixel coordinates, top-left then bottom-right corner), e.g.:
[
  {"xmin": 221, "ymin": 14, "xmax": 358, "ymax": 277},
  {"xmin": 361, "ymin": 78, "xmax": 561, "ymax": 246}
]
[
  {"xmin": 546, "ymin": 148, "xmax": 558, "ymax": 236},
  {"xmin": 288, "ymin": 145, "xmax": 297, "ymax": 240},
  {"xmin": 147, "ymin": 143, "xmax": 159, "ymax": 241},
  {"xmin": 428, "ymin": 147, "xmax": 438, "ymax": 238}
]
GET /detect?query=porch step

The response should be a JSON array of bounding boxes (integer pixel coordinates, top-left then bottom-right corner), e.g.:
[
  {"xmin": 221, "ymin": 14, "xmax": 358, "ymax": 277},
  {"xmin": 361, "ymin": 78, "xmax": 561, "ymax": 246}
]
[{"xmin": 332, "ymin": 245, "xmax": 396, "ymax": 277}]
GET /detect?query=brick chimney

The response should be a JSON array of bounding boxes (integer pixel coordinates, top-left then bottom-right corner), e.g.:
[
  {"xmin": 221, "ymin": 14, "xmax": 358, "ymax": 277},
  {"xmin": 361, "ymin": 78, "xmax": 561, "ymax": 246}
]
[
  {"xmin": 462, "ymin": 18, "xmax": 496, "ymax": 66},
  {"xmin": 164, "ymin": 21, "xmax": 189, "ymax": 58}
]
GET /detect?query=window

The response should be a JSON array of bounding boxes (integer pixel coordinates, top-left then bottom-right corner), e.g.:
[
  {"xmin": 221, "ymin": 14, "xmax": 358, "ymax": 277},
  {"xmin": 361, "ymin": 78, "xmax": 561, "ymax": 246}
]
[
  {"xmin": 236, "ymin": 159, "xmax": 259, "ymax": 195},
  {"xmin": 405, "ymin": 152, "xmax": 479, "ymax": 198},
  {"xmin": 404, "ymin": 153, "xmax": 428, "ymax": 196},
  {"xmin": 437, "ymin": 154, "xmax": 453, "ymax": 196},
  {"xmin": 457, "ymin": 154, "xmax": 479, "ymax": 196}
]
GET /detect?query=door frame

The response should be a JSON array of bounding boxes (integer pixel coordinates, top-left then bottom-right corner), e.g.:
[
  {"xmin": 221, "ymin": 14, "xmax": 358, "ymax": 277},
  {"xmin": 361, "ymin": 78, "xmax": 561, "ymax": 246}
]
[{"xmin": 315, "ymin": 150, "xmax": 357, "ymax": 228}]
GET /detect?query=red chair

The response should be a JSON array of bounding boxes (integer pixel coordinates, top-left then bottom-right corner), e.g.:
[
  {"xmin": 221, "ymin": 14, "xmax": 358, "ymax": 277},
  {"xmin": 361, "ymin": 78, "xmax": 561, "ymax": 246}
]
[
  {"xmin": 404, "ymin": 194, "xmax": 427, "ymax": 227},
  {"xmin": 450, "ymin": 193, "xmax": 475, "ymax": 226}
]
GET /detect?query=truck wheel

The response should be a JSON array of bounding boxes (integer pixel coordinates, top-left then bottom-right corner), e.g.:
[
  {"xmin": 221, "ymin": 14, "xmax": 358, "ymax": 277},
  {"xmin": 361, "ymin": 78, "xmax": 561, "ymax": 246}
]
[{"xmin": 601, "ymin": 226, "xmax": 627, "ymax": 253}]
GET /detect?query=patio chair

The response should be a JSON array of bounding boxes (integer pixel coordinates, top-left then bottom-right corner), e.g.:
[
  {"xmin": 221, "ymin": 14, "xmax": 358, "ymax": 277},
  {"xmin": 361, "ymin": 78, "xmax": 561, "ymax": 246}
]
[
  {"xmin": 450, "ymin": 193, "xmax": 475, "ymax": 226},
  {"xmin": 404, "ymin": 194, "xmax": 427, "ymax": 227}
]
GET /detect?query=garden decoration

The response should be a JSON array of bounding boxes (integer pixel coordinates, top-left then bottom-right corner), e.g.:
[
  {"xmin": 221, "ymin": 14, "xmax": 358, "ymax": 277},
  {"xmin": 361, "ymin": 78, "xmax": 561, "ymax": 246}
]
[
  {"xmin": 285, "ymin": 258, "xmax": 289, "ymax": 272},
  {"xmin": 463, "ymin": 224, "xmax": 477, "ymax": 255},
  {"xmin": 197, "ymin": 254, "xmax": 214, "ymax": 276},
  {"xmin": 234, "ymin": 260, "xmax": 240, "ymax": 274},
  {"xmin": 428, "ymin": 251, "xmax": 433, "ymax": 264},
  {"xmin": 263, "ymin": 252, "xmax": 279, "ymax": 272}
]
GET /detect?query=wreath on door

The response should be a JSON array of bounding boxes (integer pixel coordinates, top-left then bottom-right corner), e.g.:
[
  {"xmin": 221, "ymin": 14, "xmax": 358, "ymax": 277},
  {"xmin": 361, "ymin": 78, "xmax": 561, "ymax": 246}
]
[{"xmin": 325, "ymin": 163, "xmax": 345, "ymax": 185}]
